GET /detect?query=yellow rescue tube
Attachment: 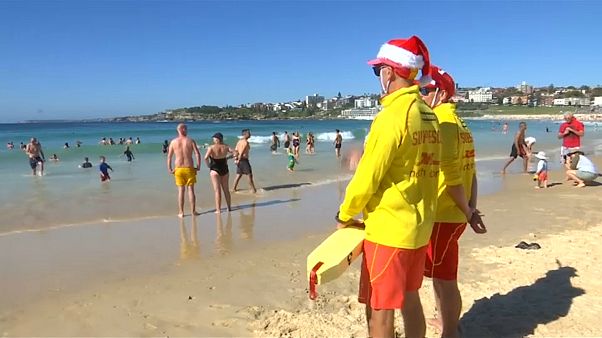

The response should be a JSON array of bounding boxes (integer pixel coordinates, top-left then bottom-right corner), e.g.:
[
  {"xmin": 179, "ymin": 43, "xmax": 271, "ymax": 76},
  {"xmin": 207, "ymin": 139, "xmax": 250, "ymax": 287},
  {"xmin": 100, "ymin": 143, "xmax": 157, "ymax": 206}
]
[{"xmin": 307, "ymin": 226, "xmax": 365, "ymax": 300}]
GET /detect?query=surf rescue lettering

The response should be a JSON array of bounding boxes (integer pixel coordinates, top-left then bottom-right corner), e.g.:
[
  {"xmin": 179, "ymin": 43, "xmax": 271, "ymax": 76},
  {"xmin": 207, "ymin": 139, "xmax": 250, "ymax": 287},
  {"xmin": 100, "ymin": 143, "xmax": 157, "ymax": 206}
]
[{"xmin": 411, "ymin": 130, "xmax": 441, "ymax": 145}]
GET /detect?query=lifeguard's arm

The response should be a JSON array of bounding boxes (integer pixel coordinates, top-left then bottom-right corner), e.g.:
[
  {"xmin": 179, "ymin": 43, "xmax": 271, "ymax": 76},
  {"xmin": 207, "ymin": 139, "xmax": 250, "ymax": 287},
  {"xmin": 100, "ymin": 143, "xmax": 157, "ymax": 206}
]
[
  {"xmin": 193, "ymin": 141, "xmax": 202, "ymax": 169},
  {"xmin": 338, "ymin": 113, "xmax": 401, "ymax": 222},
  {"xmin": 440, "ymin": 120, "xmax": 472, "ymax": 221},
  {"xmin": 469, "ymin": 174, "xmax": 478, "ymax": 209},
  {"xmin": 167, "ymin": 142, "xmax": 174, "ymax": 173},
  {"xmin": 204, "ymin": 146, "xmax": 212, "ymax": 167}
]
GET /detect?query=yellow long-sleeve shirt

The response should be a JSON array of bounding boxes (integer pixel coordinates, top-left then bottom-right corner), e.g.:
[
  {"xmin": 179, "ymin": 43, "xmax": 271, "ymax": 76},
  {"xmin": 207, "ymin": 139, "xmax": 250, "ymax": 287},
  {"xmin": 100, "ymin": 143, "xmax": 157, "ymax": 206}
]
[
  {"xmin": 338, "ymin": 85, "xmax": 442, "ymax": 249},
  {"xmin": 433, "ymin": 103, "xmax": 476, "ymax": 223}
]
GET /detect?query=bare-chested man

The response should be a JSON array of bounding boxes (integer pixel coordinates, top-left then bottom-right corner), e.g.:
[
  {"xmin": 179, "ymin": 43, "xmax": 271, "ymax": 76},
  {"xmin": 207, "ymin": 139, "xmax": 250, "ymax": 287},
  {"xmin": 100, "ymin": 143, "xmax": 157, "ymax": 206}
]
[
  {"xmin": 25, "ymin": 138, "xmax": 45, "ymax": 176},
  {"xmin": 167, "ymin": 123, "xmax": 202, "ymax": 218},
  {"xmin": 501, "ymin": 121, "xmax": 530, "ymax": 174},
  {"xmin": 232, "ymin": 129, "xmax": 257, "ymax": 193}
]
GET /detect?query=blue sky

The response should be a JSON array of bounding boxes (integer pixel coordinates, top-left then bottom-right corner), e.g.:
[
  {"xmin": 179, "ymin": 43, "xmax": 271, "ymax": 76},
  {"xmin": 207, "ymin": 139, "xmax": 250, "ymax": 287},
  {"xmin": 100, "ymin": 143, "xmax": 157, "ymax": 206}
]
[{"xmin": 1, "ymin": 1, "xmax": 601, "ymax": 122}]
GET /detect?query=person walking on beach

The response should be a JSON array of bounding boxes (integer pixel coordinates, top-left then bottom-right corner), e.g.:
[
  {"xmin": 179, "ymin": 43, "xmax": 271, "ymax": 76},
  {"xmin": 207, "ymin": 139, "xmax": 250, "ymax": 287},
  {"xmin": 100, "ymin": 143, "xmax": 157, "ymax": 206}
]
[
  {"xmin": 204, "ymin": 132, "xmax": 234, "ymax": 213},
  {"xmin": 99, "ymin": 156, "xmax": 113, "ymax": 182},
  {"xmin": 533, "ymin": 151, "xmax": 549, "ymax": 189},
  {"xmin": 421, "ymin": 66, "xmax": 486, "ymax": 338},
  {"xmin": 167, "ymin": 123, "xmax": 202, "ymax": 218},
  {"xmin": 270, "ymin": 131, "xmax": 280, "ymax": 154},
  {"xmin": 336, "ymin": 36, "xmax": 440, "ymax": 338},
  {"xmin": 123, "ymin": 146, "xmax": 135, "ymax": 162},
  {"xmin": 334, "ymin": 129, "xmax": 342, "ymax": 158},
  {"xmin": 283, "ymin": 131, "xmax": 291, "ymax": 150},
  {"xmin": 25, "ymin": 138, "xmax": 45, "ymax": 176},
  {"xmin": 558, "ymin": 111, "xmax": 584, "ymax": 163},
  {"xmin": 287, "ymin": 146, "xmax": 298, "ymax": 172},
  {"xmin": 232, "ymin": 129, "xmax": 257, "ymax": 193},
  {"xmin": 501, "ymin": 122, "xmax": 530, "ymax": 174}
]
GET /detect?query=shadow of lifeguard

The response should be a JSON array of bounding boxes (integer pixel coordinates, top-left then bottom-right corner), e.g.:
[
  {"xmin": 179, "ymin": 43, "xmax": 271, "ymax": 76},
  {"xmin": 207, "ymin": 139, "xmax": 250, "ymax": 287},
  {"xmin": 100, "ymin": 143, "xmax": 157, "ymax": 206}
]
[{"xmin": 460, "ymin": 261, "xmax": 585, "ymax": 338}]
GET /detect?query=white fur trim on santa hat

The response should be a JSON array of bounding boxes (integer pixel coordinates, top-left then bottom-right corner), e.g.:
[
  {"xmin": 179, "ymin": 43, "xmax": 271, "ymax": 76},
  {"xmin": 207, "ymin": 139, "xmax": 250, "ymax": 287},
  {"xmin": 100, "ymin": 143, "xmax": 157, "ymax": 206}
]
[{"xmin": 376, "ymin": 43, "xmax": 424, "ymax": 69}]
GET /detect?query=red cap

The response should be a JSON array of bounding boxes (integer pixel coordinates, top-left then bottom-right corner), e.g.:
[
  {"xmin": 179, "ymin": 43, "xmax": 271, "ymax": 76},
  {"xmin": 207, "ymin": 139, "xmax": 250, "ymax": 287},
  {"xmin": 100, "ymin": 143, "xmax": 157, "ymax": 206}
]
[{"xmin": 424, "ymin": 65, "xmax": 455, "ymax": 97}]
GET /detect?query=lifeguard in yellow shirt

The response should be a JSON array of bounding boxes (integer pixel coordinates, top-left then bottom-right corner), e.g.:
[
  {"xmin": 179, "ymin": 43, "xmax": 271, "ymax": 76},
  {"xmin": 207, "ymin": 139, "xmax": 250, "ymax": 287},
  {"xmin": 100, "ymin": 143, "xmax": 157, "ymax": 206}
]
[
  {"xmin": 421, "ymin": 66, "xmax": 487, "ymax": 338},
  {"xmin": 336, "ymin": 36, "xmax": 441, "ymax": 338}
]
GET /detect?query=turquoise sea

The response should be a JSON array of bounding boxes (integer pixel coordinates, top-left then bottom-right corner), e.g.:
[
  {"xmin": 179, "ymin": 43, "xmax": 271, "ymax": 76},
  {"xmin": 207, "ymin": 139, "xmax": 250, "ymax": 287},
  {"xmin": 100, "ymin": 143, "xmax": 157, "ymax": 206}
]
[{"xmin": 2, "ymin": 119, "xmax": 601, "ymax": 235}]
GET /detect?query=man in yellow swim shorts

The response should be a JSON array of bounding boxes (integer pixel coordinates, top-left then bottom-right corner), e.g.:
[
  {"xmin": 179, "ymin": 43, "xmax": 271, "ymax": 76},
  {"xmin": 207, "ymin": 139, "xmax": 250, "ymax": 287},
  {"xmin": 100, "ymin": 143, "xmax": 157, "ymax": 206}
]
[{"xmin": 167, "ymin": 123, "xmax": 202, "ymax": 218}]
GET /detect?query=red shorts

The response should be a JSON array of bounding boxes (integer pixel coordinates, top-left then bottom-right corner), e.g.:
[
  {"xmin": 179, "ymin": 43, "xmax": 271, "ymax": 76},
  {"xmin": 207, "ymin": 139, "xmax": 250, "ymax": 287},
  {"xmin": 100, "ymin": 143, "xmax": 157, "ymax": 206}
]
[
  {"xmin": 100, "ymin": 173, "xmax": 111, "ymax": 182},
  {"xmin": 358, "ymin": 240, "xmax": 427, "ymax": 310},
  {"xmin": 424, "ymin": 222, "xmax": 466, "ymax": 280},
  {"xmin": 538, "ymin": 171, "xmax": 548, "ymax": 181}
]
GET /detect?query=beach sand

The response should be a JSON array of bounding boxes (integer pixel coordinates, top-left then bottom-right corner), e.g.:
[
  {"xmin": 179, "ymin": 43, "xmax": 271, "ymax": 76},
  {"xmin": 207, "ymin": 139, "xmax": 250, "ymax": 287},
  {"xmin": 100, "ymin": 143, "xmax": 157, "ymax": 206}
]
[{"xmin": 2, "ymin": 160, "xmax": 602, "ymax": 337}]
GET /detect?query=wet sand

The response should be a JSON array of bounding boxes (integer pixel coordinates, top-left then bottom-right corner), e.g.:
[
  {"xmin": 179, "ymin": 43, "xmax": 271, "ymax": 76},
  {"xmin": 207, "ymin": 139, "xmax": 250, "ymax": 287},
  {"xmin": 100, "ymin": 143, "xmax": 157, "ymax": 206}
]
[{"xmin": 2, "ymin": 160, "xmax": 602, "ymax": 337}]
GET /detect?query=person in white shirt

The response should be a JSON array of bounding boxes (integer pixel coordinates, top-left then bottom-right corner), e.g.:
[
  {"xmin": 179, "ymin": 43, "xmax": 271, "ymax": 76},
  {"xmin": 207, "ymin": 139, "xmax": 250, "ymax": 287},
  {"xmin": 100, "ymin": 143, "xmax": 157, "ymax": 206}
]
[{"xmin": 565, "ymin": 151, "xmax": 599, "ymax": 187}]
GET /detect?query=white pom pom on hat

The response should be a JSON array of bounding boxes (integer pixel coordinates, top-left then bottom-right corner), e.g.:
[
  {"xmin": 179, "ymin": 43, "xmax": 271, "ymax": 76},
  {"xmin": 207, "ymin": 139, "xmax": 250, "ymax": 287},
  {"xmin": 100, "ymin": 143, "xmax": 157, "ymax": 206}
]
[{"xmin": 368, "ymin": 35, "xmax": 432, "ymax": 86}]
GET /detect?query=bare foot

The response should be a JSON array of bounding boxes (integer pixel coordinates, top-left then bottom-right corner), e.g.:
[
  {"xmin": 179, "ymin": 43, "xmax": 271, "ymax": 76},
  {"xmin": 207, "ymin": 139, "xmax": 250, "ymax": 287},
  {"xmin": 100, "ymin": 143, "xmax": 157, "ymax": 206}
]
[
  {"xmin": 214, "ymin": 209, "xmax": 221, "ymax": 214},
  {"xmin": 192, "ymin": 211, "xmax": 201, "ymax": 216},
  {"xmin": 178, "ymin": 213, "xmax": 185, "ymax": 218},
  {"xmin": 501, "ymin": 170, "xmax": 506, "ymax": 175},
  {"xmin": 576, "ymin": 183, "xmax": 586, "ymax": 188},
  {"xmin": 427, "ymin": 317, "xmax": 443, "ymax": 332},
  {"xmin": 535, "ymin": 186, "xmax": 541, "ymax": 189}
]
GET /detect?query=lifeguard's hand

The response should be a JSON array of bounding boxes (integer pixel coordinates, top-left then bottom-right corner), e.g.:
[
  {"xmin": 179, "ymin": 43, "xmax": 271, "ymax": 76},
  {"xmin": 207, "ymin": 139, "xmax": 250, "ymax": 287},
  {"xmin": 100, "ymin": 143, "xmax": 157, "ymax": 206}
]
[
  {"xmin": 336, "ymin": 219, "xmax": 365, "ymax": 230},
  {"xmin": 469, "ymin": 209, "xmax": 487, "ymax": 234}
]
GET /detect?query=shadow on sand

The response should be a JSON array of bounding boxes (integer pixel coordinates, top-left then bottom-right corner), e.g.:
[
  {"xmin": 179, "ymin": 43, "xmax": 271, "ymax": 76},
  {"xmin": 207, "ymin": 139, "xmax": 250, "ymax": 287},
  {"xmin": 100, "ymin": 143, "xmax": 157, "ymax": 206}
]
[
  {"xmin": 262, "ymin": 183, "xmax": 311, "ymax": 191},
  {"xmin": 233, "ymin": 198, "xmax": 300, "ymax": 211},
  {"xmin": 460, "ymin": 262, "xmax": 585, "ymax": 338}
]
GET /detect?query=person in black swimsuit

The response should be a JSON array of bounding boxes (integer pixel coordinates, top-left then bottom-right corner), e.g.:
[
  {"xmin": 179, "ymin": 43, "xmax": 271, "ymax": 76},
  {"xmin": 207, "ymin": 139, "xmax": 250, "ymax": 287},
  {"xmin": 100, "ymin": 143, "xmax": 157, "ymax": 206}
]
[
  {"xmin": 292, "ymin": 132, "xmax": 301, "ymax": 157},
  {"xmin": 204, "ymin": 132, "xmax": 234, "ymax": 213}
]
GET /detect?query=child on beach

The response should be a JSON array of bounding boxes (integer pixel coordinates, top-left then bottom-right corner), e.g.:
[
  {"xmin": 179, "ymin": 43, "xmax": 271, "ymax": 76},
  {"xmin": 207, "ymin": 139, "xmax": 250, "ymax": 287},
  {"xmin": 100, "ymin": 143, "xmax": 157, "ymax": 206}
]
[
  {"xmin": 287, "ymin": 147, "xmax": 298, "ymax": 172},
  {"xmin": 99, "ymin": 156, "xmax": 113, "ymax": 182},
  {"xmin": 533, "ymin": 151, "xmax": 549, "ymax": 189}
]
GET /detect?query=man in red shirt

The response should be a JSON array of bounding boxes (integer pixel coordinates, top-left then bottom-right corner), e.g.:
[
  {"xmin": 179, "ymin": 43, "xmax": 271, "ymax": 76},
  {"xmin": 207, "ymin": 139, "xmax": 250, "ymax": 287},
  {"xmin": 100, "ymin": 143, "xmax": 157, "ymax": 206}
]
[{"xmin": 558, "ymin": 112, "xmax": 584, "ymax": 162}]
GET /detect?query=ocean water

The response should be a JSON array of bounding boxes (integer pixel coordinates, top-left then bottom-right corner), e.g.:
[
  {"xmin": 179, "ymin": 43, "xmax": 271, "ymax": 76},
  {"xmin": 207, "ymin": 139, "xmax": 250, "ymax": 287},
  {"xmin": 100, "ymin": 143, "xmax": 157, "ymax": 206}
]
[{"xmin": 2, "ymin": 119, "xmax": 602, "ymax": 234}]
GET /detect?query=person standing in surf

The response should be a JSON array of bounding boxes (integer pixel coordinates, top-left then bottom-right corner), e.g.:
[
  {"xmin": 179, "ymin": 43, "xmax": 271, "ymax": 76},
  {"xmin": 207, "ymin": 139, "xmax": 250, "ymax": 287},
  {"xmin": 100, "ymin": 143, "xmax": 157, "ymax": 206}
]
[
  {"xmin": 167, "ymin": 123, "xmax": 202, "ymax": 218},
  {"xmin": 270, "ymin": 131, "xmax": 280, "ymax": 154},
  {"xmin": 336, "ymin": 36, "xmax": 441, "ymax": 338},
  {"xmin": 334, "ymin": 129, "xmax": 342, "ymax": 158},
  {"xmin": 204, "ymin": 132, "xmax": 234, "ymax": 213},
  {"xmin": 25, "ymin": 137, "xmax": 45, "ymax": 176},
  {"xmin": 232, "ymin": 129, "xmax": 257, "ymax": 193}
]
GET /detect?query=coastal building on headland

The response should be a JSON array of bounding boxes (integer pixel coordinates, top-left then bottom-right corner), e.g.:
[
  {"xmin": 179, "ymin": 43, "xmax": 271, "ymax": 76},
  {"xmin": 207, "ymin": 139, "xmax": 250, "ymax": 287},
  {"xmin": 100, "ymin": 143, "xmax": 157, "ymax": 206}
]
[
  {"xmin": 517, "ymin": 81, "xmax": 534, "ymax": 94},
  {"xmin": 468, "ymin": 87, "xmax": 493, "ymax": 103},
  {"xmin": 305, "ymin": 94, "xmax": 324, "ymax": 108},
  {"xmin": 340, "ymin": 107, "xmax": 380, "ymax": 120},
  {"xmin": 354, "ymin": 97, "xmax": 378, "ymax": 109},
  {"xmin": 593, "ymin": 97, "xmax": 602, "ymax": 107},
  {"xmin": 553, "ymin": 98, "xmax": 590, "ymax": 106}
]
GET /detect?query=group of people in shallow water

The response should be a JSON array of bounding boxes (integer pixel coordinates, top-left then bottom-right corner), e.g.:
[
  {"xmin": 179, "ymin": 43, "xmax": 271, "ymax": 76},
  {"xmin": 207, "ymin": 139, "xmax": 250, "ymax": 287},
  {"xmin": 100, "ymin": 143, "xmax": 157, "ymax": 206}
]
[{"xmin": 99, "ymin": 136, "xmax": 141, "ymax": 146}]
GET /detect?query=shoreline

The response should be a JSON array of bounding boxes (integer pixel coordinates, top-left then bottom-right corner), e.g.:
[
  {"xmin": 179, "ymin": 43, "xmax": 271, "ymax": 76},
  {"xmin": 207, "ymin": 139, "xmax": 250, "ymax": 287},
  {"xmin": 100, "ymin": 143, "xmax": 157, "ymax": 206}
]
[
  {"xmin": 468, "ymin": 112, "xmax": 602, "ymax": 122},
  {"xmin": 2, "ymin": 158, "xmax": 602, "ymax": 336}
]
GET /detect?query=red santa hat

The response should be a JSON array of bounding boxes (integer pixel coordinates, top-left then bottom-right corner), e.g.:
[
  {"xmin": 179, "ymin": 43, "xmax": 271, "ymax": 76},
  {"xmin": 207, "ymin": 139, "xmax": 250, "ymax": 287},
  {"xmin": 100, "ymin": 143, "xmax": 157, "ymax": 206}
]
[
  {"xmin": 425, "ymin": 65, "xmax": 456, "ymax": 97},
  {"xmin": 368, "ymin": 36, "xmax": 432, "ymax": 86}
]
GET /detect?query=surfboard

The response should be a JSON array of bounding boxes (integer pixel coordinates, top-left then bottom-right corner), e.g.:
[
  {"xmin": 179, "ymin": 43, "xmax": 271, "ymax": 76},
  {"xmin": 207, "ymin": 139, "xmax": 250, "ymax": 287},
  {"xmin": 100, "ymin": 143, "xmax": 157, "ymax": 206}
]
[{"xmin": 307, "ymin": 225, "xmax": 365, "ymax": 300}]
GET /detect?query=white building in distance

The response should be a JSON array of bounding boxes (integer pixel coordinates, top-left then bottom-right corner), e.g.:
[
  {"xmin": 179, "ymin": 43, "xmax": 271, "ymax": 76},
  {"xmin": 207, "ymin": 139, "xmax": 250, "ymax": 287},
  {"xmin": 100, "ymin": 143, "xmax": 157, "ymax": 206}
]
[
  {"xmin": 305, "ymin": 94, "xmax": 324, "ymax": 108},
  {"xmin": 593, "ymin": 97, "xmax": 602, "ymax": 107},
  {"xmin": 553, "ymin": 98, "xmax": 590, "ymax": 106},
  {"xmin": 468, "ymin": 88, "xmax": 493, "ymax": 103},
  {"xmin": 354, "ymin": 97, "xmax": 378, "ymax": 109}
]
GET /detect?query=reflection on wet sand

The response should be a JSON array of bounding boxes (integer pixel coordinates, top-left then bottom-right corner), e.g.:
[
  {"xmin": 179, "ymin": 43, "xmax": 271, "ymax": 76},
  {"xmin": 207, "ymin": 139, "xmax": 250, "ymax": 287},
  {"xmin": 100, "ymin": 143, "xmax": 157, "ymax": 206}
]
[
  {"xmin": 179, "ymin": 216, "xmax": 200, "ymax": 261},
  {"xmin": 215, "ymin": 213, "xmax": 233, "ymax": 255},
  {"xmin": 239, "ymin": 201, "xmax": 256, "ymax": 240}
]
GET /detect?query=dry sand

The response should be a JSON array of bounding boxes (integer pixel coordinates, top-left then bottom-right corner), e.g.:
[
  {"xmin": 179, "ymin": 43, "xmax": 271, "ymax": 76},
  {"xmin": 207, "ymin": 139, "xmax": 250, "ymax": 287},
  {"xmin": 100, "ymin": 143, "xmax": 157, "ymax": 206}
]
[{"xmin": 2, "ymin": 162, "xmax": 602, "ymax": 337}]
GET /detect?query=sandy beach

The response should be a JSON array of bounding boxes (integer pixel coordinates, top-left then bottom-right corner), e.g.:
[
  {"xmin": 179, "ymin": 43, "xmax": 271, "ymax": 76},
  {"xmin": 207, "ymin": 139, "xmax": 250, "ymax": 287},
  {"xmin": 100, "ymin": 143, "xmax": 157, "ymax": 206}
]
[{"xmin": 2, "ymin": 159, "xmax": 602, "ymax": 337}]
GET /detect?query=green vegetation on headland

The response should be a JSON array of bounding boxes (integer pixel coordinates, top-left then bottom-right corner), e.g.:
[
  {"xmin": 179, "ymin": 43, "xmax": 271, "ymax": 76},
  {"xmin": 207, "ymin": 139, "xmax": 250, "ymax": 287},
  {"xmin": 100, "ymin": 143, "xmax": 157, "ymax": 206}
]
[{"xmin": 110, "ymin": 105, "xmax": 346, "ymax": 122}]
